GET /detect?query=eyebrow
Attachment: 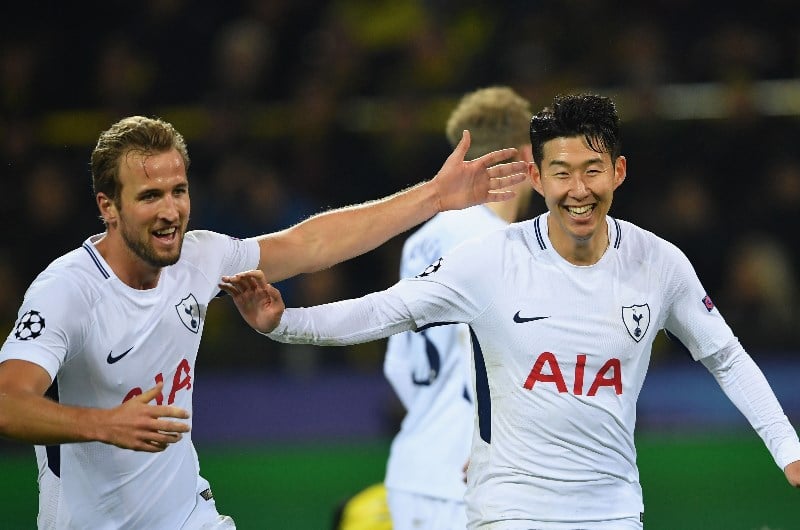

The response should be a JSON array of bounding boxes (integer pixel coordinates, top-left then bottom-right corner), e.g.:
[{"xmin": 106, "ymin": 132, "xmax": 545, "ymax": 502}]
[{"xmin": 547, "ymin": 157, "xmax": 605, "ymax": 168}]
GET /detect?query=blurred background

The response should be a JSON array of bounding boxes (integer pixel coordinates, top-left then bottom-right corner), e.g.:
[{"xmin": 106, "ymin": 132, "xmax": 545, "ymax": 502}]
[{"xmin": 2, "ymin": 1, "xmax": 799, "ymax": 528}]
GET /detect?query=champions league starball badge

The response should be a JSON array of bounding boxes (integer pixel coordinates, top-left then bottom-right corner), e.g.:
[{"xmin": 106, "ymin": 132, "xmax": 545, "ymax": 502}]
[
  {"xmin": 14, "ymin": 310, "xmax": 46, "ymax": 340},
  {"xmin": 416, "ymin": 257, "xmax": 444, "ymax": 278}
]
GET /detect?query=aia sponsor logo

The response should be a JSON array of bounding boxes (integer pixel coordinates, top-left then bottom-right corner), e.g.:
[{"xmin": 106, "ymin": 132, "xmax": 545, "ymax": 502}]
[{"xmin": 523, "ymin": 352, "xmax": 622, "ymax": 396}]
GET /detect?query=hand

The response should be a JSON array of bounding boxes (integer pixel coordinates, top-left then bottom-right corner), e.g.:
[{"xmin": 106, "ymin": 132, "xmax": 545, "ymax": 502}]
[
  {"xmin": 785, "ymin": 460, "xmax": 800, "ymax": 487},
  {"xmin": 104, "ymin": 382, "xmax": 190, "ymax": 452},
  {"xmin": 219, "ymin": 269, "xmax": 286, "ymax": 333},
  {"xmin": 432, "ymin": 129, "xmax": 529, "ymax": 211}
]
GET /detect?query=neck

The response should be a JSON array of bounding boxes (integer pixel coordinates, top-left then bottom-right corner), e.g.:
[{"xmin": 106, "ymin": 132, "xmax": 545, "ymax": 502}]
[
  {"xmin": 547, "ymin": 216, "xmax": 610, "ymax": 266},
  {"xmin": 94, "ymin": 233, "xmax": 162, "ymax": 290}
]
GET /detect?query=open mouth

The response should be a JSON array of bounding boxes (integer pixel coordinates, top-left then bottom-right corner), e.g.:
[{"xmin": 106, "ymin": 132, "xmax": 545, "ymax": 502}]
[
  {"xmin": 564, "ymin": 204, "xmax": 595, "ymax": 218},
  {"xmin": 153, "ymin": 227, "xmax": 178, "ymax": 243}
]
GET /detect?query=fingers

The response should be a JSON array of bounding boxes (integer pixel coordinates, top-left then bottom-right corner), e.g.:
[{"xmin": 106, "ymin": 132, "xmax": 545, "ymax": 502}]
[
  {"xmin": 452, "ymin": 130, "xmax": 471, "ymax": 160},
  {"xmin": 486, "ymin": 160, "xmax": 528, "ymax": 178},
  {"xmin": 220, "ymin": 270, "xmax": 270, "ymax": 295},
  {"xmin": 139, "ymin": 382, "xmax": 165, "ymax": 404},
  {"xmin": 489, "ymin": 172, "xmax": 528, "ymax": 190},
  {"xmin": 264, "ymin": 283, "xmax": 283, "ymax": 303},
  {"xmin": 477, "ymin": 146, "xmax": 519, "ymax": 166}
]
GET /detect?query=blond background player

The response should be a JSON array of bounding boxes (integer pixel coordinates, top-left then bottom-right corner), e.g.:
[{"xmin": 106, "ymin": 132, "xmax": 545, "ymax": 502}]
[{"xmin": 382, "ymin": 86, "xmax": 534, "ymax": 530}]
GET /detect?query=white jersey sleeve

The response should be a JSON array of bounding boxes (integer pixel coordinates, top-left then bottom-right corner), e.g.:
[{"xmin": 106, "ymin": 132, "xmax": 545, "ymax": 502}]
[
  {"xmin": 701, "ymin": 342, "xmax": 800, "ymax": 470},
  {"xmin": 267, "ymin": 239, "xmax": 492, "ymax": 345},
  {"xmin": 1, "ymin": 269, "xmax": 92, "ymax": 381},
  {"xmin": 660, "ymin": 240, "xmax": 735, "ymax": 360},
  {"xmin": 383, "ymin": 334, "xmax": 417, "ymax": 409}
]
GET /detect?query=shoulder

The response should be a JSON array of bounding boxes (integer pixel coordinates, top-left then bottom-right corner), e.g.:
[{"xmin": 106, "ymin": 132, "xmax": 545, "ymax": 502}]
[
  {"xmin": 33, "ymin": 245, "xmax": 107, "ymax": 299},
  {"xmin": 179, "ymin": 230, "xmax": 239, "ymax": 260},
  {"xmin": 21, "ymin": 247, "xmax": 102, "ymax": 320},
  {"xmin": 611, "ymin": 217, "xmax": 691, "ymax": 265}
]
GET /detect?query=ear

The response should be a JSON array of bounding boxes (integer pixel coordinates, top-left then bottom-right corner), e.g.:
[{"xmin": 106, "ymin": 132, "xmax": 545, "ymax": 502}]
[
  {"xmin": 529, "ymin": 162, "xmax": 545, "ymax": 198},
  {"xmin": 97, "ymin": 193, "xmax": 118, "ymax": 227},
  {"xmin": 613, "ymin": 156, "xmax": 627, "ymax": 190}
]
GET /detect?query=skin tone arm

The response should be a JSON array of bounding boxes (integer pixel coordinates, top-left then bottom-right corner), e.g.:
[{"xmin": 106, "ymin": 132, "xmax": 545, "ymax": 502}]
[
  {"xmin": 786, "ymin": 461, "xmax": 800, "ymax": 487},
  {"xmin": 0, "ymin": 359, "xmax": 189, "ymax": 452},
  {"xmin": 218, "ymin": 270, "xmax": 800, "ymax": 490},
  {"xmin": 256, "ymin": 130, "xmax": 529, "ymax": 283}
]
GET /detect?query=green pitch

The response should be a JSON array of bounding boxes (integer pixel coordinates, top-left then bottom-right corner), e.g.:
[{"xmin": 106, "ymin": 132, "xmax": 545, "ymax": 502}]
[{"xmin": 0, "ymin": 435, "xmax": 795, "ymax": 529}]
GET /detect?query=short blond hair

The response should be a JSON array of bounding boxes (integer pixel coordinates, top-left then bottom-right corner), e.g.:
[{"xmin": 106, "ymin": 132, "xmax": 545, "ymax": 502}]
[
  {"xmin": 445, "ymin": 86, "xmax": 531, "ymax": 160},
  {"xmin": 91, "ymin": 116, "xmax": 190, "ymax": 205}
]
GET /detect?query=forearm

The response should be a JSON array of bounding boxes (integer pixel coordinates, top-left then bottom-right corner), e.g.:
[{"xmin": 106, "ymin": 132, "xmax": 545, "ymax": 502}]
[
  {"xmin": 0, "ymin": 391, "xmax": 104, "ymax": 445},
  {"xmin": 258, "ymin": 182, "xmax": 438, "ymax": 282},
  {"xmin": 701, "ymin": 341, "xmax": 800, "ymax": 469},
  {"xmin": 266, "ymin": 290, "xmax": 416, "ymax": 346}
]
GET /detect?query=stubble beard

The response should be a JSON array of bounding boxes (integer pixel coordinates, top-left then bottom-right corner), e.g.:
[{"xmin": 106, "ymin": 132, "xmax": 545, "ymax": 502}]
[{"xmin": 121, "ymin": 223, "xmax": 184, "ymax": 268}]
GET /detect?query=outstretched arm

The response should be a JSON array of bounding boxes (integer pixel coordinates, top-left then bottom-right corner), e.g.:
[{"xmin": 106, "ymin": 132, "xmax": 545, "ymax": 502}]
[
  {"xmin": 0, "ymin": 359, "xmax": 190, "ymax": 452},
  {"xmin": 220, "ymin": 269, "xmax": 415, "ymax": 344},
  {"xmin": 255, "ymin": 131, "xmax": 528, "ymax": 283},
  {"xmin": 700, "ymin": 342, "xmax": 800, "ymax": 488}
]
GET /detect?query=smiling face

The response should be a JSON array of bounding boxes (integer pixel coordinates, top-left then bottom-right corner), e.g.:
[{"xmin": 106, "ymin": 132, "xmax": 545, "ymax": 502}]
[
  {"xmin": 99, "ymin": 148, "xmax": 190, "ymax": 273},
  {"xmin": 530, "ymin": 135, "xmax": 626, "ymax": 264}
]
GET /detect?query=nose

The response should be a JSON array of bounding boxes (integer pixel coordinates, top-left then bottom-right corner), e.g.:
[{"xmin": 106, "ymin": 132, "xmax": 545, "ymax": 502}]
[
  {"xmin": 570, "ymin": 174, "xmax": 590, "ymax": 198},
  {"xmin": 158, "ymin": 195, "xmax": 180, "ymax": 222}
]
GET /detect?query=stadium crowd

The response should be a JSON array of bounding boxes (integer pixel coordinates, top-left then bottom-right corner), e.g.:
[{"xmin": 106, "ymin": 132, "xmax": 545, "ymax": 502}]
[{"xmin": 2, "ymin": 0, "xmax": 800, "ymax": 374}]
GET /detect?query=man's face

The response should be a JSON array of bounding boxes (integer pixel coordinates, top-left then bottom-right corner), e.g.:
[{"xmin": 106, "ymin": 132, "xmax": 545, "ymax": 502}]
[
  {"xmin": 112, "ymin": 148, "xmax": 190, "ymax": 268},
  {"xmin": 531, "ymin": 136, "xmax": 626, "ymax": 249}
]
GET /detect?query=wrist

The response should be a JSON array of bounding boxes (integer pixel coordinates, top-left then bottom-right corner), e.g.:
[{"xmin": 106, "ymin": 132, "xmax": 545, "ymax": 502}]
[{"xmin": 415, "ymin": 179, "xmax": 443, "ymax": 215}]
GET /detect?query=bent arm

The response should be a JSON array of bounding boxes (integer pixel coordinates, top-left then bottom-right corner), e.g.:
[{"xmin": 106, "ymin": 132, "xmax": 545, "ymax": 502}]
[
  {"xmin": 0, "ymin": 359, "xmax": 90, "ymax": 444},
  {"xmin": 266, "ymin": 288, "xmax": 417, "ymax": 346},
  {"xmin": 700, "ymin": 342, "xmax": 800, "ymax": 471},
  {"xmin": 255, "ymin": 132, "xmax": 527, "ymax": 283},
  {"xmin": 0, "ymin": 359, "xmax": 189, "ymax": 451}
]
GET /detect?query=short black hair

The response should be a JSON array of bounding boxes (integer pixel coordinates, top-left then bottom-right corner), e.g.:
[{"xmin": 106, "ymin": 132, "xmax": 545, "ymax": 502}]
[{"xmin": 529, "ymin": 94, "xmax": 621, "ymax": 169}]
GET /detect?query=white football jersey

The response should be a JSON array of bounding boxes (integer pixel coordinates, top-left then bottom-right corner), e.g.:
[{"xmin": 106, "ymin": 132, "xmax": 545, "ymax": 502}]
[
  {"xmin": 268, "ymin": 211, "xmax": 800, "ymax": 528},
  {"xmin": 383, "ymin": 206, "xmax": 507, "ymax": 502},
  {"xmin": 0, "ymin": 230, "xmax": 260, "ymax": 529},
  {"xmin": 389, "ymin": 213, "xmax": 737, "ymax": 526}
]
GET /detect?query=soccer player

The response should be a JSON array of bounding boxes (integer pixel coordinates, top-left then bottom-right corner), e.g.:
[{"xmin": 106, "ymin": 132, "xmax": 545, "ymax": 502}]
[
  {"xmin": 331, "ymin": 482, "xmax": 392, "ymax": 530},
  {"xmin": 221, "ymin": 94, "xmax": 800, "ymax": 529},
  {"xmin": 0, "ymin": 115, "xmax": 527, "ymax": 530},
  {"xmin": 381, "ymin": 86, "xmax": 534, "ymax": 530}
]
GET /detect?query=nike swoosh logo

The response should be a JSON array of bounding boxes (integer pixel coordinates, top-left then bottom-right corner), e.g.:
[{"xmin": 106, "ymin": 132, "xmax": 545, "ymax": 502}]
[
  {"xmin": 107, "ymin": 346, "xmax": 134, "ymax": 364},
  {"xmin": 513, "ymin": 311, "xmax": 550, "ymax": 324}
]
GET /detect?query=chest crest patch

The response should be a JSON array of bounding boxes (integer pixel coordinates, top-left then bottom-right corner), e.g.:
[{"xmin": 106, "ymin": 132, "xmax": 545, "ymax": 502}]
[
  {"xmin": 622, "ymin": 304, "xmax": 650, "ymax": 343},
  {"xmin": 175, "ymin": 293, "xmax": 201, "ymax": 333}
]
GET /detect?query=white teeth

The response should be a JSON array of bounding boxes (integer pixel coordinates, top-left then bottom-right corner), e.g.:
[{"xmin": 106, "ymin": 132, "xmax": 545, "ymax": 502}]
[
  {"xmin": 567, "ymin": 205, "xmax": 593, "ymax": 215},
  {"xmin": 155, "ymin": 228, "xmax": 175, "ymax": 235}
]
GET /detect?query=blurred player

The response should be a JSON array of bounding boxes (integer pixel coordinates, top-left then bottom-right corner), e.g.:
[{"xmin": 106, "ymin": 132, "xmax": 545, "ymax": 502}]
[
  {"xmin": 222, "ymin": 94, "xmax": 800, "ymax": 529},
  {"xmin": 332, "ymin": 483, "xmax": 392, "ymax": 530},
  {"xmin": 0, "ymin": 115, "xmax": 527, "ymax": 529},
  {"xmin": 382, "ymin": 86, "xmax": 533, "ymax": 530}
]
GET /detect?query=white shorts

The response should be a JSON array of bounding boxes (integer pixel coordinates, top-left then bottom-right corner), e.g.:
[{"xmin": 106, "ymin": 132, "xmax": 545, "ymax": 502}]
[{"xmin": 387, "ymin": 488, "xmax": 468, "ymax": 530}]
